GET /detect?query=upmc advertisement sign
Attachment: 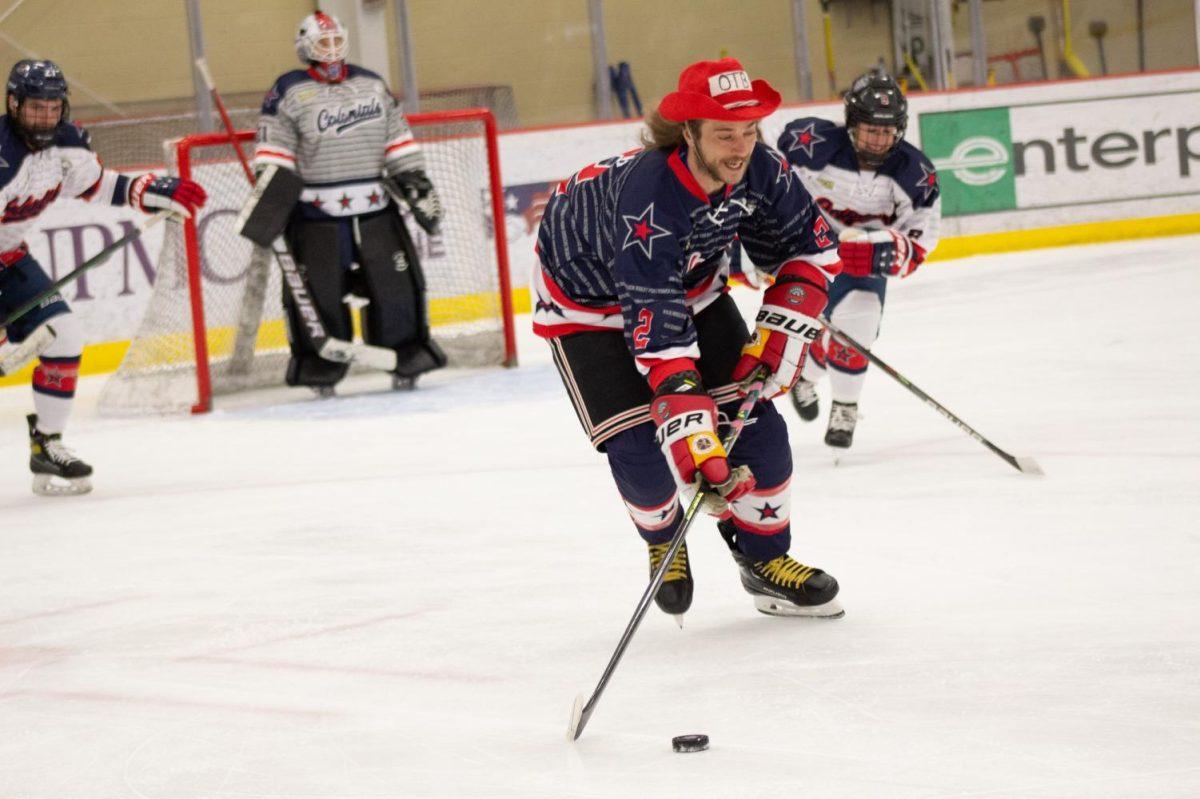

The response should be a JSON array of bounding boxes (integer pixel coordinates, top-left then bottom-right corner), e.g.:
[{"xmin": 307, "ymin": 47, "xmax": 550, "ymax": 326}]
[{"xmin": 919, "ymin": 90, "xmax": 1200, "ymax": 216}]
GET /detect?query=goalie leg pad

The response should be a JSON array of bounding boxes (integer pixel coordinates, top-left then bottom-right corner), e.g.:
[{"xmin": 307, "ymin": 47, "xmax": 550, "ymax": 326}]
[
  {"xmin": 281, "ymin": 221, "xmax": 353, "ymax": 386},
  {"xmin": 353, "ymin": 211, "xmax": 434, "ymax": 353},
  {"xmin": 236, "ymin": 165, "xmax": 304, "ymax": 248}
]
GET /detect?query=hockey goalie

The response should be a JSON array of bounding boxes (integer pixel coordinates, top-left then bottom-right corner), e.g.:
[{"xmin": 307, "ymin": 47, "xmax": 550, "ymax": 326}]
[{"xmin": 238, "ymin": 11, "xmax": 446, "ymax": 396}]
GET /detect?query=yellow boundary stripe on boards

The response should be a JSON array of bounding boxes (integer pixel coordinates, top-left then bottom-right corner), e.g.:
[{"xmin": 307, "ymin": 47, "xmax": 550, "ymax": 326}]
[{"xmin": 1, "ymin": 212, "xmax": 1196, "ymax": 389}]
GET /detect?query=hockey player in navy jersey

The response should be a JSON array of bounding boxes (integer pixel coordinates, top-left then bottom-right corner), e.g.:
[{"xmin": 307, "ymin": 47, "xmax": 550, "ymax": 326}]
[
  {"xmin": 244, "ymin": 11, "xmax": 445, "ymax": 396},
  {"xmin": 779, "ymin": 70, "xmax": 941, "ymax": 449},
  {"xmin": 0, "ymin": 60, "xmax": 206, "ymax": 495},
  {"xmin": 534, "ymin": 58, "xmax": 844, "ymax": 620}
]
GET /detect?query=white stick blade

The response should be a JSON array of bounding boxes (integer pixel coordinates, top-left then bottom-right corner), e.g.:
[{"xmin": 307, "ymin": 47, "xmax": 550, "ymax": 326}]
[
  {"xmin": 1015, "ymin": 456, "xmax": 1044, "ymax": 476},
  {"xmin": 566, "ymin": 693, "xmax": 586, "ymax": 742}
]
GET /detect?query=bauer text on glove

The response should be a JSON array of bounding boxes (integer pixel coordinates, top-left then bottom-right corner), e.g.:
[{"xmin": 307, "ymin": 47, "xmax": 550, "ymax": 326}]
[
  {"xmin": 731, "ymin": 260, "xmax": 829, "ymax": 400},
  {"xmin": 648, "ymin": 362, "xmax": 755, "ymax": 512}
]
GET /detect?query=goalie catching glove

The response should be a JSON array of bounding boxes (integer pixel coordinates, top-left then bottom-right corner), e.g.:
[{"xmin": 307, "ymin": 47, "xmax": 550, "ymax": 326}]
[
  {"xmin": 385, "ymin": 169, "xmax": 443, "ymax": 235},
  {"xmin": 838, "ymin": 227, "xmax": 924, "ymax": 278},
  {"xmin": 128, "ymin": 174, "xmax": 208, "ymax": 220},
  {"xmin": 732, "ymin": 259, "xmax": 829, "ymax": 400},
  {"xmin": 648, "ymin": 362, "xmax": 755, "ymax": 513}
]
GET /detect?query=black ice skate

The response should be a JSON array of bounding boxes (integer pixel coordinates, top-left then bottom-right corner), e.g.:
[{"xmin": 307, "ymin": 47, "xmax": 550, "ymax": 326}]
[
  {"xmin": 825, "ymin": 401, "xmax": 858, "ymax": 449},
  {"xmin": 789, "ymin": 379, "xmax": 819, "ymax": 422},
  {"xmin": 27, "ymin": 414, "xmax": 93, "ymax": 496},
  {"xmin": 718, "ymin": 520, "xmax": 842, "ymax": 618},
  {"xmin": 647, "ymin": 540, "xmax": 693, "ymax": 623},
  {"xmin": 392, "ymin": 374, "xmax": 417, "ymax": 391}
]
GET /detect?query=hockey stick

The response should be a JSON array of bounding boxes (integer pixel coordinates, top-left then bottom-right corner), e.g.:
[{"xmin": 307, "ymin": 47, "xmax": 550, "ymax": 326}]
[
  {"xmin": 819, "ymin": 316, "xmax": 1043, "ymax": 476},
  {"xmin": 568, "ymin": 368, "xmax": 769, "ymax": 742},
  {"xmin": 196, "ymin": 57, "xmax": 398, "ymax": 373},
  {"xmin": 1, "ymin": 211, "xmax": 170, "ymax": 330}
]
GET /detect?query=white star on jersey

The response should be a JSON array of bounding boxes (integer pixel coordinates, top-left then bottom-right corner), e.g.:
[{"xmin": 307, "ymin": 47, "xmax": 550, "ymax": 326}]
[
  {"xmin": 786, "ymin": 121, "xmax": 826, "ymax": 159},
  {"xmin": 621, "ymin": 202, "xmax": 672, "ymax": 259}
]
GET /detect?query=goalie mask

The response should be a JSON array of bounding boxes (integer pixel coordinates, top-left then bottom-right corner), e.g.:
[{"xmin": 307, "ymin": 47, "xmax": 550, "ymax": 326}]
[
  {"xmin": 295, "ymin": 11, "xmax": 348, "ymax": 82},
  {"xmin": 843, "ymin": 70, "xmax": 907, "ymax": 169},
  {"xmin": 6, "ymin": 59, "xmax": 70, "ymax": 151}
]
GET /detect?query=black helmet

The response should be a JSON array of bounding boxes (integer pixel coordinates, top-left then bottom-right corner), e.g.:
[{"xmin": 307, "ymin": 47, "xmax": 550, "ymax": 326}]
[
  {"xmin": 6, "ymin": 59, "xmax": 71, "ymax": 150},
  {"xmin": 843, "ymin": 70, "xmax": 907, "ymax": 168}
]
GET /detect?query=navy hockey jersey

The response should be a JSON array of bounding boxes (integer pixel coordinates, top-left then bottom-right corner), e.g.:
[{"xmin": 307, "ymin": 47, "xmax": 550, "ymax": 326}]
[
  {"xmin": 533, "ymin": 141, "xmax": 840, "ymax": 374},
  {"xmin": 778, "ymin": 117, "xmax": 940, "ymax": 265}
]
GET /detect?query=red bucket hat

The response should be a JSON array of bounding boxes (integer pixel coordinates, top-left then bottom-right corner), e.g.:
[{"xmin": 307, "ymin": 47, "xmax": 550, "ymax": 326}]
[{"xmin": 658, "ymin": 57, "xmax": 781, "ymax": 122}]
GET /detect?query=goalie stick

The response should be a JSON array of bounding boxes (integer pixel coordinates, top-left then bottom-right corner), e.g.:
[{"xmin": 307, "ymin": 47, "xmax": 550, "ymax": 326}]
[
  {"xmin": 819, "ymin": 315, "xmax": 1043, "ymax": 476},
  {"xmin": 195, "ymin": 57, "xmax": 399, "ymax": 373},
  {"xmin": 567, "ymin": 367, "xmax": 769, "ymax": 742}
]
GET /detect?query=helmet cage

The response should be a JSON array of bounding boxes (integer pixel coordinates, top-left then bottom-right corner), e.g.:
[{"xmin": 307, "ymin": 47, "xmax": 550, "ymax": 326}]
[{"xmin": 295, "ymin": 12, "xmax": 349, "ymax": 66}]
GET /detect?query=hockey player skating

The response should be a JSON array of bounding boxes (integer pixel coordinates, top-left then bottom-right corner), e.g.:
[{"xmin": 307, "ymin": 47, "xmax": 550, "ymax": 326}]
[
  {"xmin": 534, "ymin": 58, "xmax": 844, "ymax": 619},
  {"xmin": 241, "ymin": 11, "xmax": 445, "ymax": 396},
  {"xmin": 0, "ymin": 59, "xmax": 206, "ymax": 495},
  {"xmin": 779, "ymin": 70, "xmax": 941, "ymax": 451}
]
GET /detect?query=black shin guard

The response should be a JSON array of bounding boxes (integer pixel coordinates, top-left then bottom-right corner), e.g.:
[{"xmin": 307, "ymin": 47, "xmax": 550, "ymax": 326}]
[{"xmin": 354, "ymin": 210, "xmax": 445, "ymax": 378}]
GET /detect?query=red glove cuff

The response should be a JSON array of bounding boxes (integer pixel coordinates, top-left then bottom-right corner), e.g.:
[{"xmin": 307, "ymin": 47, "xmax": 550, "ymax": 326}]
[{"xmin": 647, "ymin": 357, "xmax": 699, "ymax": 393}]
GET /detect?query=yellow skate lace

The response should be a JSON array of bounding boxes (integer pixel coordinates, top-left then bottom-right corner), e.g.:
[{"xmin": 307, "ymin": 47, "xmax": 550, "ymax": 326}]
[
  {"xmin": 756, "ymin": 555, "xmax": 816, "ymax": 588},
  {"xmin": 648, "ymin": 542, "xmax": 689, "ymax": 582}
]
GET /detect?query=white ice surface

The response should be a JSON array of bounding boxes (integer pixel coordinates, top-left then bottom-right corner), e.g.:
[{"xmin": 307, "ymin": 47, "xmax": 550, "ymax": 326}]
[{"xmin": 2, "ymin": 236, "xmax": 1199, "ymax": 798}]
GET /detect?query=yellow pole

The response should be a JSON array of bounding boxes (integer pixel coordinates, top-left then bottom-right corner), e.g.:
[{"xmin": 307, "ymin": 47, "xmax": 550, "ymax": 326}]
[
  {"xmin": 1060, "ymin": 0, "xmax": 1091, "ymax": 77},
  {"xmin": 821, "ymin": 0, "xmax": 837, "ymax": 95}
]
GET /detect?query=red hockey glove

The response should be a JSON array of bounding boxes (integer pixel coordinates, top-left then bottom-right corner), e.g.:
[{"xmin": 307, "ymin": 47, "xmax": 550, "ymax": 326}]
[
  {"xmin": 731, "ymin": 260, "xmax": 828, "ymax": 400},
  {"xmin": 129, "ymin": 175, "xmax": 208, "ymax": 220},
  {"xmin": 838, "ymin": 227, "xmax": 924, "ymax": 278},
  {"xmin": 648, "ymin": 361, "xmax": 755, "ymax": 512}
]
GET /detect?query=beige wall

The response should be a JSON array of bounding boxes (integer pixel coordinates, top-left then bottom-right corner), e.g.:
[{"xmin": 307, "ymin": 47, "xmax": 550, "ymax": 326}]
[
  {"xmin": 0, "ymin": 0, "xmax": 1195, "ymax": 127},
  {"xmin": 951, "ymin": 0, "xmax": 1200, "ymax": 83},
  {"xmin": 0, "ymin": 0, "xmax": 311, "ymax": 115}
]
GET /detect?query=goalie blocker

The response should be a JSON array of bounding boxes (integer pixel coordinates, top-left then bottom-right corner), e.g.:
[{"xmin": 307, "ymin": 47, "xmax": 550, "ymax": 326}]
[{"xmin": 236, "ymin": 164, "xmax": 446, "ymax": 388}]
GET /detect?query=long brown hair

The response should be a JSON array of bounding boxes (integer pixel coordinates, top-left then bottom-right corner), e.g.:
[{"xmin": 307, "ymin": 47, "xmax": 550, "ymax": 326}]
[
  {"xmin": 640, "ymin": 111, "xmax": 764, "ymax": 151},
  {"xmin": 640, "ymin": 108, "xmax": 702, "ymax": 151}
]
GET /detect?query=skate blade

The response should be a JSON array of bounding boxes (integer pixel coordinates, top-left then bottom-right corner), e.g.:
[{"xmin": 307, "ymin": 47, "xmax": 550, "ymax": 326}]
[
  {"xmin": 752, "ymin": 594, "xmax": 845, "ymax": 619},
  {"xmin": 32, "ymin": 473, "xmax": 92, "ymax": 496},
  {"xmin": 673, "ymin": 613, "xmax": 685, "ymax": 629}
]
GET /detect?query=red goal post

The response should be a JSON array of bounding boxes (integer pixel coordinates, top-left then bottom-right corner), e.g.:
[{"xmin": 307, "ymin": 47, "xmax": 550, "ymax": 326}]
[{"xmin": 99, "ymin": 108, "xmax": 517, "ymax": 415}]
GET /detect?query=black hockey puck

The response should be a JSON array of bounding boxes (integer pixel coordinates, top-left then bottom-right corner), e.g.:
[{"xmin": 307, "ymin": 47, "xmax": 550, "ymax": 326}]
[{"xmin": 671, "ymin": 734, "xmax": 709, "ymax": 753}]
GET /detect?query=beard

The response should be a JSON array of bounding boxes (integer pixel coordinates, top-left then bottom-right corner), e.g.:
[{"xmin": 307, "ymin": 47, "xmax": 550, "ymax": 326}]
[{"xmin": 692, "ymin": 141, "xmax": 747, "ymax": 187}]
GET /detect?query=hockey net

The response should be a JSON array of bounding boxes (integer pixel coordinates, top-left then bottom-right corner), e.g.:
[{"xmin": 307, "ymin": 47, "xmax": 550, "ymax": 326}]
[{"xmin": 98, "ymin": 109, "xmax": 516, "ymax": 414}]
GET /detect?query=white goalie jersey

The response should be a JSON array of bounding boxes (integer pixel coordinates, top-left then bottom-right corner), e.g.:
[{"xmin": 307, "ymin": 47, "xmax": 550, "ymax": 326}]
[{"xmin": 254, "ymin": 65, "xmax": 427, "ymax": 218}]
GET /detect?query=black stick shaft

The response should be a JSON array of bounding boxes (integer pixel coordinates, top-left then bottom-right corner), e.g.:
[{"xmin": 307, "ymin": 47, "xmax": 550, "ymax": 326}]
[
  {"xmin": 571, "ymin": 374, "xmax": 766, "ymax": 740},
  {"xmin": 820, "ymin": 316, "xmax": 1037, "ymax": 474},
  {"xmin": 2, "ymin": 212, "xmax": 169, "ymax": 329}
]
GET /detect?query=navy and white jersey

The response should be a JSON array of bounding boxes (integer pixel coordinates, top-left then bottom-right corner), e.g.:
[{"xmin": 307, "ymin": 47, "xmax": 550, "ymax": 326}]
[
  {"xmin": 255, "ymin": 65, "xmax": 425, "ymax": 218},
  {"xmin": 534, "ymin": 141, "xmax": 839, "ymax": 374},
  {"xmin": 778, "ymin": 117, "xmax": 940, "ymax": 260},
  {"xmin": 0, "ymin": 118, "xmax": 128, "ymax": 253}
]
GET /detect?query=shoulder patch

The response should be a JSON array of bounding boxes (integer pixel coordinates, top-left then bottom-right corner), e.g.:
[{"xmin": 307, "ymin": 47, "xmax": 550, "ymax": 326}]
[{"xmin": 262, "ymin": 70, "xmax": 315, "ymax": 114}]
